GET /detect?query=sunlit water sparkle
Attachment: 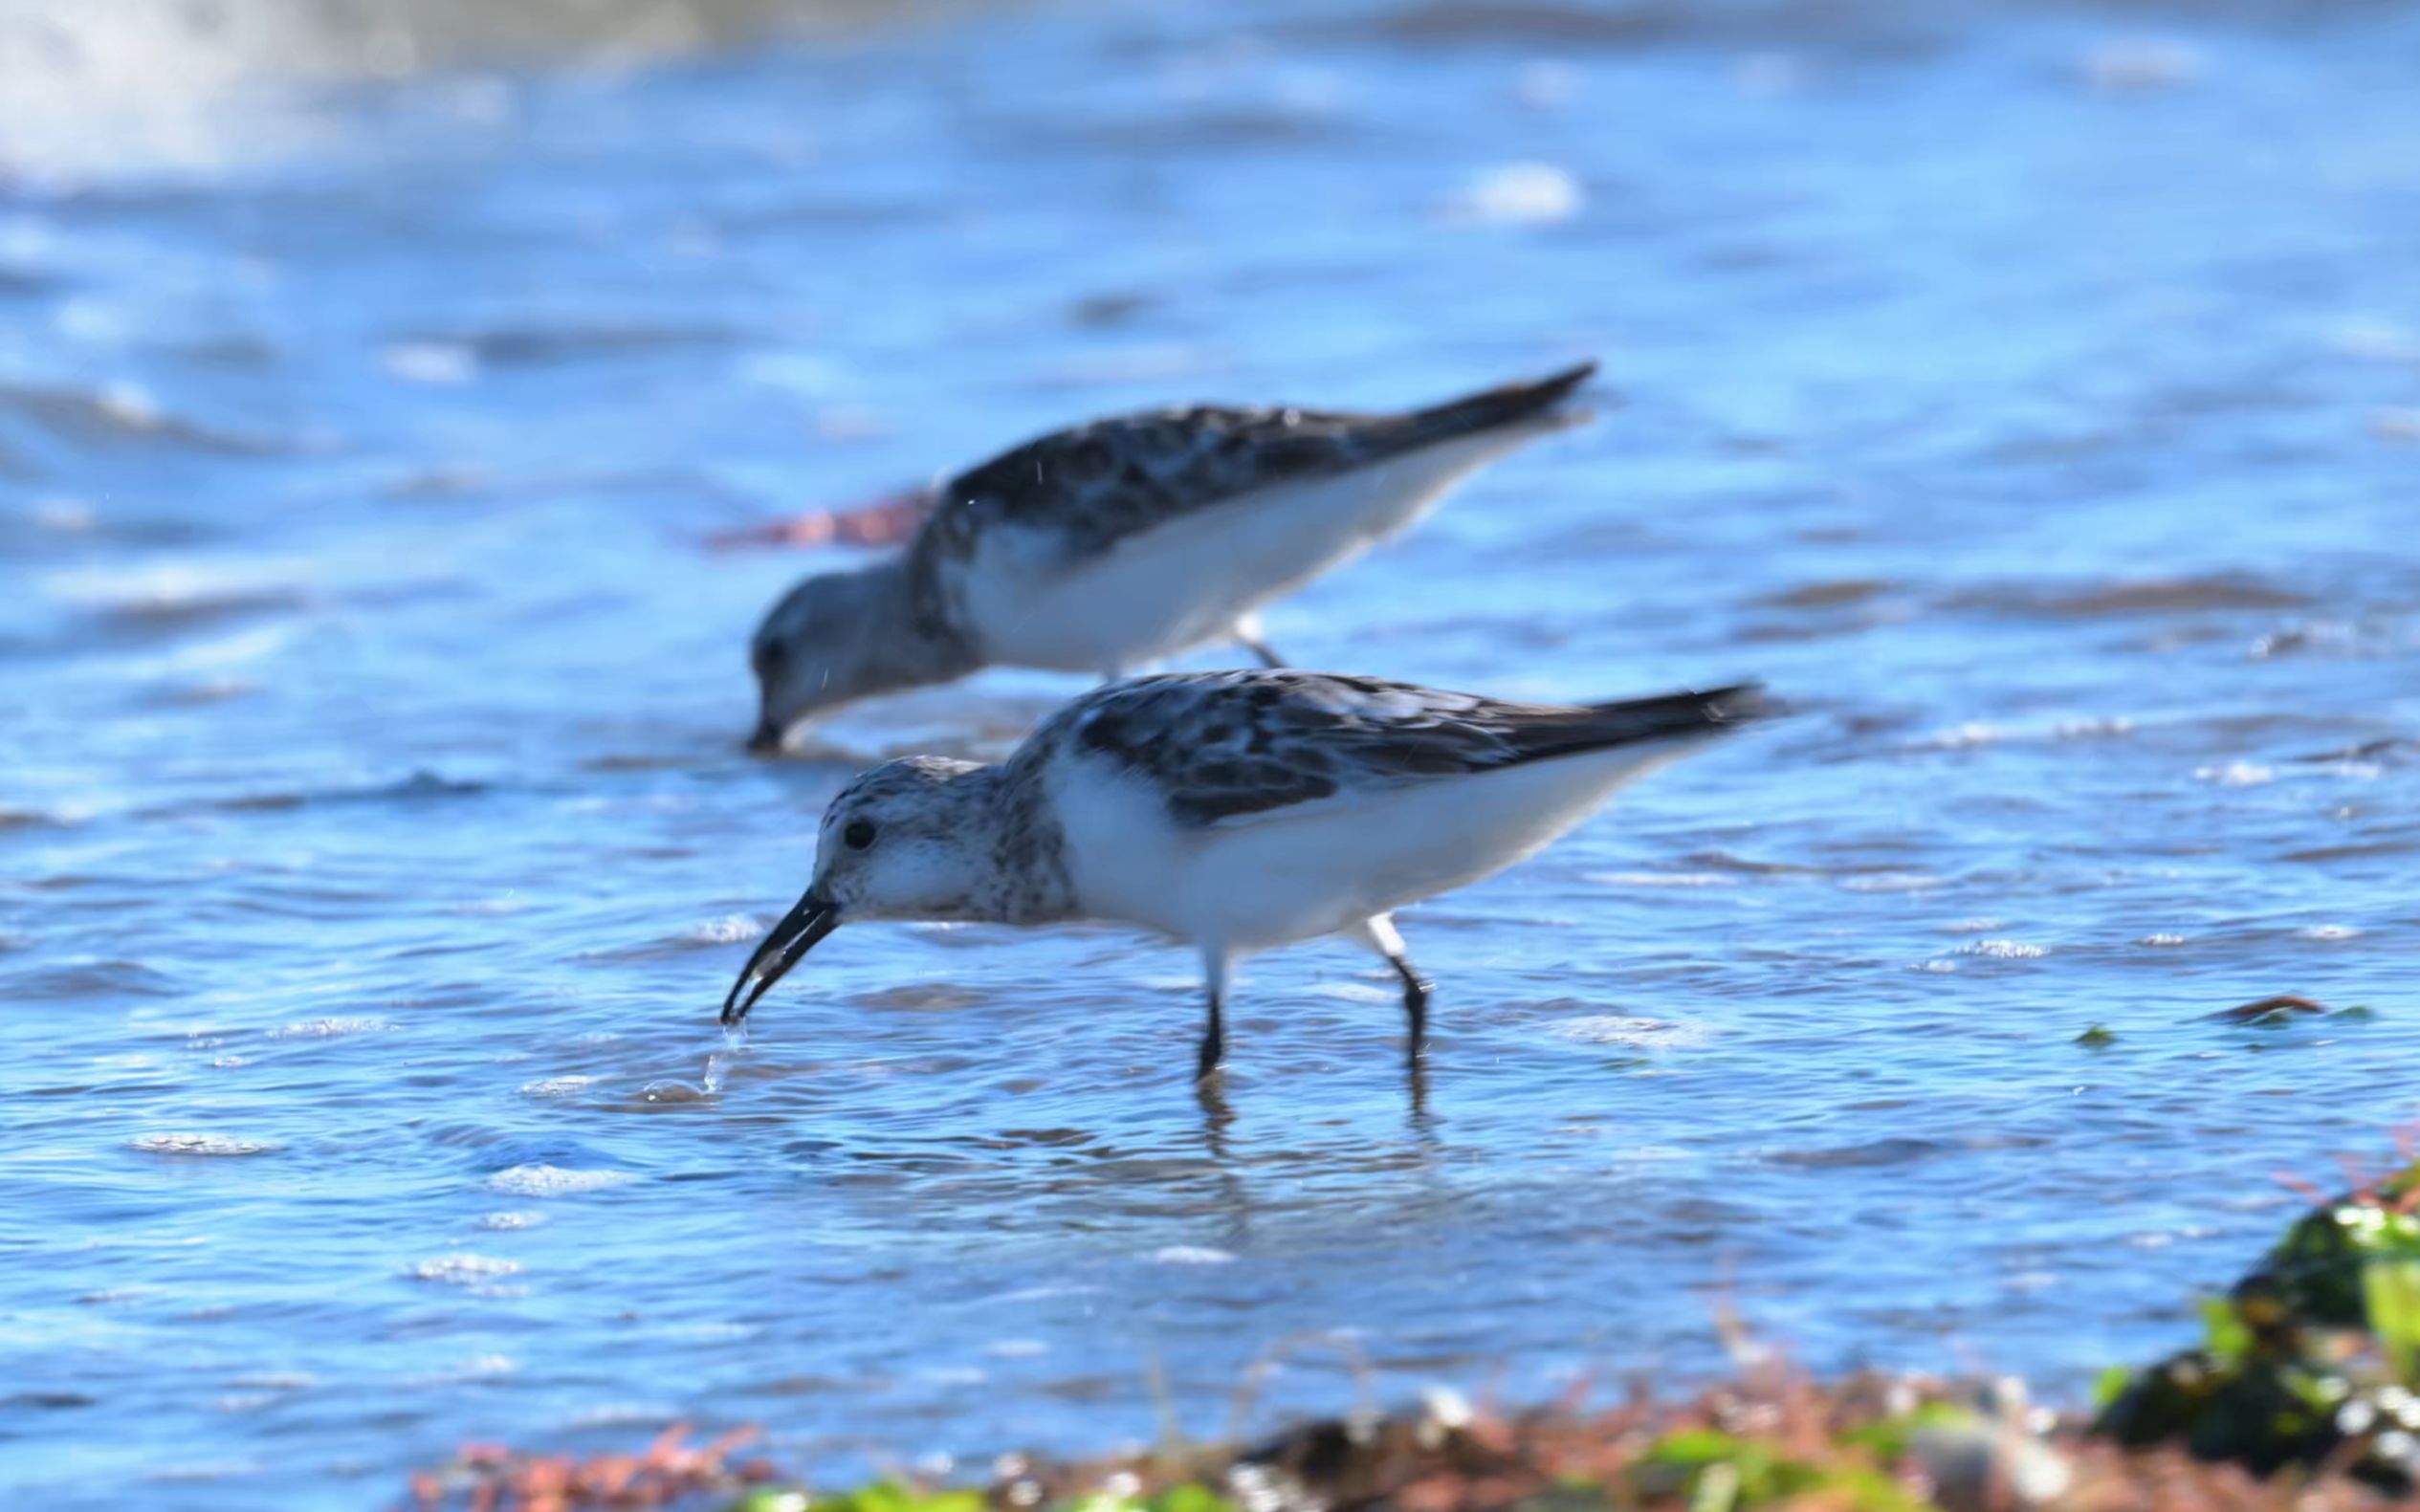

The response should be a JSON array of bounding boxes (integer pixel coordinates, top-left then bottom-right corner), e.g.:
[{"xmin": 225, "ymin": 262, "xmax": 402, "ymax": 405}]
[{"xmin": 4, "ymin": 1, "xmax": 2420, "ymax": 1507}]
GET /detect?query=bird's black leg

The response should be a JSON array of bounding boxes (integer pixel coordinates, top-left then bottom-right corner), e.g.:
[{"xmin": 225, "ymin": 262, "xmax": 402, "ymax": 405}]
[
  {"xmin": 1193, "ymin": 950, "xmax": 1235, "ymax": 1084},
  {"xmin": 1353, "ymin": 915, "xmax": 1430, "ymax": 1075},
  {"xmin": 1237, "ymin": 633, "xmax": 1287, "ymax": 669},
  {"xmin": 1391, "ymin": 955, "xmax": 1432, "ymax": 1067},
  {"xmin": 1197, "ymin": 985, "xmax": 1226, "ymax": 1082}
]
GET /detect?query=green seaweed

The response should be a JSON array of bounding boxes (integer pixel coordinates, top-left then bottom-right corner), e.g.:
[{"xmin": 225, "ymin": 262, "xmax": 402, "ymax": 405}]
[
  {"xmin": 2261, "ymin": 1196, "xmax": 2420, "ymax": 1326},
  {"xmin": 727, "ymin": 1481, "xmax": 1239, "ymax": 1512},
  {"xmin": 1841, "ymin": 1401, "xmax": 1975, "ymax": 1464},
  {"xmin": 2365, "ymin": 1260, "xmax": 2420, "ymax": 1383},
  {"xmin": 2096, "ymin": 1156, "xmax": 2420, "ymax": 1485},
  {"xmin": 730, "ymin": 1484, "xmax": 989, "ymax": 1512},
  {"xmin": 1508, "ymin": 1477, "xmax": 1610, "ymax": 1512},
  {"xmin": 1628, "ymin": 1427, "xmax": 1923, "ymax": 1512},
  {"xmin": 1039, "ymin": 1482, "xmax": 1242, "ymax": 1512}
]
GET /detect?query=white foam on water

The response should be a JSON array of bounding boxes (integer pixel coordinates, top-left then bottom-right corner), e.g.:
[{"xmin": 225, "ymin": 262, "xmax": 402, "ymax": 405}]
[
  {"xmin": 1587, "ymin": 871, "xmax": 1741, "ymax": 888},
  {"xmin": 268, "ymin": 1017, "xmax": 391, "ymax": 1040},
  {"xmin": 517, "ymin": 1075, "xmax": 597, "ymax": 1099},
  {"xmin": 485, "ymin": 1164, "xmax": 635, "ymax": 1197},
  {"xmin": 1552, "ymin": 1016, "xmax": 1715, "ymax": 1051},
  {"xmin": 686, "ymin": 914, "xmax": 765, "ymax": 945},
  {"xmin": 408, "ymin": 1254, "xmax": 522, "ymax": 1285},
  {"xmin": 130, "ymin": 1132, "xmax": 277, "ymax": 1156},
  {"xmin": 1445, "ymin": 161, "xmax": 1583, "ymax": 226},
  {"xmin": 1838, "ymin": 871, "xmax": 1942, "ymax": 894},
  {"xmin": 1958, "ymin": 939, "xmax": 2048, "ymax": 959}
]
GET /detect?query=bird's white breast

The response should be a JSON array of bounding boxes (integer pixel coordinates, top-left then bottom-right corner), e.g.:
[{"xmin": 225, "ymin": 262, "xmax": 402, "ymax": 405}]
[{"xmin": 1046, "ymin": 736, "xmax": 1702, "ymax": 957}]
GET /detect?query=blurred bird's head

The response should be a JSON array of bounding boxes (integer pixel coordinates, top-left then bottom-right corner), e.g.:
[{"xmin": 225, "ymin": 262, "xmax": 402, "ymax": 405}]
[{"xmin": 747, "ymin": 559, "xmax": 962, "ymax": 752}]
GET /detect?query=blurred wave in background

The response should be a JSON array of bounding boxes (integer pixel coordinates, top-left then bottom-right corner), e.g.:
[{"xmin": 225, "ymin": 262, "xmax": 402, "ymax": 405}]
[
  {"xmin": 0, "ymin": 0, "xmax": 948, "ymax": 170},
  {"xmin": 6, "ymin": 0, "xmax": 2418, "ymax": 1507},
  {"xmin": 0, "ymin": 0, "xmax": 2380, "ymax": 172}
]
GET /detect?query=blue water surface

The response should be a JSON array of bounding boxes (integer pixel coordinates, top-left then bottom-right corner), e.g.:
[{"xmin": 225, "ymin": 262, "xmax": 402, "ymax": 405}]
[{"xmin": 4, "ymin": 1, "xmax": 2419, "ymax": 1506}]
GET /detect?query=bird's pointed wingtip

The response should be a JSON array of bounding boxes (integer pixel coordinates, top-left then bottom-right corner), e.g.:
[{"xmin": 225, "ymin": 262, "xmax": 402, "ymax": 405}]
[
  {"xmin": 1509, "ymin": 358, "xmax": 1602, "ymax": 409},
  {"xmin": 1404, "ymin": 357, "xmax": 1607, "ymax": 439},
  {"xmin": 1701, "ymin": 682, "xmax": 1783, "ymax": 725},
  {"xmin": 1520, "ymin": 358, "xmax": 1612, "ymax": 424}
]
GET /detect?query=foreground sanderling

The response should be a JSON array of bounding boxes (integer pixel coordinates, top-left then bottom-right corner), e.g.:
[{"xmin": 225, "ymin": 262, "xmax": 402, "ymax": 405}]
[
  {"xmin": 720, "ymin": 670, "xmax": 1766, "ymax": 1080},
  {"xmin": 747, "ymin": 362, "xmax": 1598, "ymax": 750}
]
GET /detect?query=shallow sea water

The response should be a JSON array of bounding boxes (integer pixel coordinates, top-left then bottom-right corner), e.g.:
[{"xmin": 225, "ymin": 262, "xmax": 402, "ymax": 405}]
[{"xmin": 5, "ymin": 1, "xmax": 2420, "ymax": 1506}]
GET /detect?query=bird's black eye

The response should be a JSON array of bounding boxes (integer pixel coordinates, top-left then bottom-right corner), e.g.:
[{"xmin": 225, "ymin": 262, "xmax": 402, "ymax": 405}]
[{"xmin": 843, "ymin": 820, "xmax": 877, "ymax": 851}]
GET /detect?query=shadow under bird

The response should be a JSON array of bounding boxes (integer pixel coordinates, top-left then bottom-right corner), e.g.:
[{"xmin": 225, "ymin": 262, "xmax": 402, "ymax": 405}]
[
  {"xmin": 747, "ymin": 361, "xmax": 1600, "ymax": 751},
  {"xmin": 720, "ymin": 669, "xmax": 1769, "ymax": 1081}
]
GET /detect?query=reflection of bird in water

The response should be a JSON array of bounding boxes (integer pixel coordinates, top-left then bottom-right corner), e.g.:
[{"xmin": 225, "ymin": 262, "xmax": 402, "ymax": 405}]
[
  {"xmin": 717, "ymin": 670, "xmax": 1767, "ymax": 1087},
  {"xmin": 741, "ymin": 362, "xmax": 1600, "ymax": 752}
]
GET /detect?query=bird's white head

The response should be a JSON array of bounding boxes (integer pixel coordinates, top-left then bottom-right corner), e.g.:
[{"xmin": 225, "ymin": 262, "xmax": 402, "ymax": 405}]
[
  {"xmin": 719, "ymin": 756, "xmax": 996, "ymax": 1025},
  {"xmin": 807, "ymin": 756, "xmax": 997, "ymax": 922}
]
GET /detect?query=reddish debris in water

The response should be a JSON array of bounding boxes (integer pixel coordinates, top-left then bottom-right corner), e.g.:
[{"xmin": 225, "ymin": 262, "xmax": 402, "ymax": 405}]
[
  {"xmin": 408, "ymin": 1422, "xmax": 766, "ymax": 1512},
  {"xmin": 2211, "ymin": 995, "xmax": 2325, "ymax": 1021},
  {"xmin": 707, "ymin": 487, "xmax": 931, "ymax": 551}
]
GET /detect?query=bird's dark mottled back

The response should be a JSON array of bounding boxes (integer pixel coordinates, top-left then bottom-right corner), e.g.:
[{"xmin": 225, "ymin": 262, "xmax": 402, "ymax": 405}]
[
  {"xmin": 929, "ymin": 405, "xmax": 1397, "ymax": 564},
  {"xmin": 905, "ymin": 362, "xmax": 1598, "ymax": 581},
  {"xmin": 1041, "ymin": 669, "xmax": 1762, "ymax": 825}
]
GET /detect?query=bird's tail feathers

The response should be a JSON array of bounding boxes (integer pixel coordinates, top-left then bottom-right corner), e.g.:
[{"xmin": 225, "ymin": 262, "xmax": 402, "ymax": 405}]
[
  {"xmin": 1507, "ymin": 682, "xmax": 1774, "ymax": 764},
  {"xmin": 1394, "ymin": 360, "xmax": 1602, "ymax": 448}
]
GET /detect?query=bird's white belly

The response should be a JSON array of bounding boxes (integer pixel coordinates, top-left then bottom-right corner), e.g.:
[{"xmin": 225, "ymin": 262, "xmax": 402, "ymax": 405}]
[
  {"xmin": 957, "ymin": 429, "xmax": 1541, "ymax": 673},
  {"xmin": 1048, "ymin": 739, "xmax": 1700, "ymax": 955}
]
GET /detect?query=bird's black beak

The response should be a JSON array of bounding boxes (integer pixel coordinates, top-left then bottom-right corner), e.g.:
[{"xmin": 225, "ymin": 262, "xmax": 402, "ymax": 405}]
[
  {"xmin": 745, "ymin": 715, "xmax": 785, "ymax": 756},
  {"xmin": 720, "ymin": 890, "xmax": 840, "ymax": 1025}
]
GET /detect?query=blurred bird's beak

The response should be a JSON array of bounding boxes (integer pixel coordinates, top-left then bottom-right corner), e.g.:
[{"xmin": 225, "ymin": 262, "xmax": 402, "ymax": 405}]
[
  {"xmin": 719, "ymin": 891, "xmax": 839, "ymax": 1025},
  {"xmin": 746, "ymin": 715, "xmax": 785, "ymax": 756}
]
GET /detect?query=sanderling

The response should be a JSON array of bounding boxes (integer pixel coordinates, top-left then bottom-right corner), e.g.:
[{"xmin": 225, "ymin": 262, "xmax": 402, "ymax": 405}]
[
  {"xmin": 719, "ymin": 670, "xmax": 1766, "ymax": 1081},
  {"xmin": 746, "ymin": 362, "xmax": 1598, "ymax": 750}
]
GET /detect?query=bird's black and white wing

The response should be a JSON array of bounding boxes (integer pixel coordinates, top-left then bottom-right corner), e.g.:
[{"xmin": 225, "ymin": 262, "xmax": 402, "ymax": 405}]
[
  {"xmin": 911, "ymin": 362, "xmax": 1597, "ymax": 572},
  {"xmin": 1042, "ymin": 670, "xmax": 1766, "ymax": 827}
]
